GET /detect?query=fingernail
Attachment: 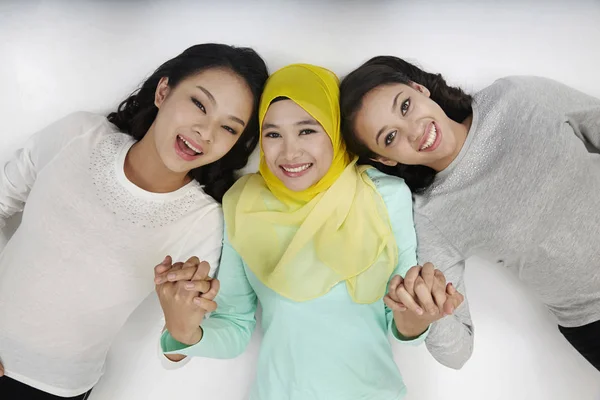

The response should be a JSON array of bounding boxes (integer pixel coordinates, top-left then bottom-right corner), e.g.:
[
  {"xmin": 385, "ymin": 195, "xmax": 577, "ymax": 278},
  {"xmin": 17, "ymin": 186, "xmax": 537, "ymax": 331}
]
[
  {"xmin": 185, "ymin": 283, "xmax": 194, "ymax": 290},
  {"xmin": 167, "ymin": 273, "xmax": 176, "ymax": 281},
  {"xmin": 416, "ymin": 308, "xmax": 424, "ymax": 315},
  {"xmin": 163, "ymin": 256, "xmax": 169, "ymax": 263},
  {"xmin": 430, "ymin": 309, "xmax": 437, "ymax": 316},
  {"xmin": 193, "ymin": 298, "xmax": 202, "ymax": 305},
  {"xmin": 449, "ymin": 306, "xmax": 455, "ymax": 313}
]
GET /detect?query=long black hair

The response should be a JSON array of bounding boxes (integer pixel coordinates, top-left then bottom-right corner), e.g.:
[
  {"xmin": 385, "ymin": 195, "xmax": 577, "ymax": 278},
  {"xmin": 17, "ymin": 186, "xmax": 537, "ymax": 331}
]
[
  {"xmin": 107, "ymin": 43, "xmax": 268, "ymax": 202},
  {"xmin": 340, "ymin": 56, "xmax": 472, "ymax": 192}
]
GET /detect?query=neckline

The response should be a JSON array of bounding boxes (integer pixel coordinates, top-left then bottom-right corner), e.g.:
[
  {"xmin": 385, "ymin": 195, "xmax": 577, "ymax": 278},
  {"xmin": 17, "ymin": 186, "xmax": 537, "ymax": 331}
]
[
  {"xmin": 433, "ymin": 102, "xmax": 480, "ymax": 182},
  {"xmin": 114, "ymin": 137, "xmax": 199, "ymax": 201}
]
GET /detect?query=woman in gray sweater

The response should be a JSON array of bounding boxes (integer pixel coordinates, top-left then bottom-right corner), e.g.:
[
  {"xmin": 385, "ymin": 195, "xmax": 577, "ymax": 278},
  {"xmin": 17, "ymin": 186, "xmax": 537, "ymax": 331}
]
[{"xmin": 339, "ymin": 56, "xmax": 600, "ymax": 371}]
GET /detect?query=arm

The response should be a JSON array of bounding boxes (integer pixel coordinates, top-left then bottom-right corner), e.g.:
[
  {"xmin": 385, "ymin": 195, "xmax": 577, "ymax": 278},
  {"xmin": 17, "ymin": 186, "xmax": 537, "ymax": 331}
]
[
  {"xmin": 175, "ymin": 205, "xmax": 224, "ymax": 278},
  {"xmin": 504, "ymin": 76, "xmax": 600, "ymax": 151},
  {"xmin": 415, "ymin": 214, "xmax": 474, "ymax": 370},
  {"xmin": 161, "ymin": 226, "xmax": 257, "ymax": 360},
  {"xmin": 0, "ymin": 112, "xmax": 104, "ymax": 228},
  {"xmin": 366, "ymin": 169, "xmax": 428, "ymax": 345}
]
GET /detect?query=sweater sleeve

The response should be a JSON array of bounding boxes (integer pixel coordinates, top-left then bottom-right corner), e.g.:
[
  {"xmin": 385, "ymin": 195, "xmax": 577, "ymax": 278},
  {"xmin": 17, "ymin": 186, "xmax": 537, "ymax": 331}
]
[
  {"xmin": 161, "ymin": 225, "xmax": 258, "ymax": 360},
  {"xmin": 414, "ymin": 213, "xmax": 474, "ymax": 369},
  {"xmin": 0, "ymin": 112, "xmax": 105, "ymax": 228},
  {"xmin": 366, "ymin": 169, "xmax": 429, "ymax": 346},
  {"xmin": 500, "ymin": 76, "xmax": 600, "ymax": 152}
]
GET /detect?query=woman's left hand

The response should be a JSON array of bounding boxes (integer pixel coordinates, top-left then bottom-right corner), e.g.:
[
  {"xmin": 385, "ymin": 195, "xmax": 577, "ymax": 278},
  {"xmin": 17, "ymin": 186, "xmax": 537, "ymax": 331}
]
[{"xmin": 384, "ymin": 263, "xmax": 464, "ymax": 338}]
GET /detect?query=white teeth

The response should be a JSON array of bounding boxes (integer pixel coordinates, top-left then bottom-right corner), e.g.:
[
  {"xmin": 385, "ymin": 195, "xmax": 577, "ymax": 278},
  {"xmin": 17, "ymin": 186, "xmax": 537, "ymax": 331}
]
[
  {"xmin": 282, "ymin": 164, "xmax": 311, "ymax": 173},
  {"xmin": 420, "ymin": 124, "xmax": 437, "ymax": 151},
  {"xmin": 179, "ymin": 135, "xmax": 202, "ymax": 154}
]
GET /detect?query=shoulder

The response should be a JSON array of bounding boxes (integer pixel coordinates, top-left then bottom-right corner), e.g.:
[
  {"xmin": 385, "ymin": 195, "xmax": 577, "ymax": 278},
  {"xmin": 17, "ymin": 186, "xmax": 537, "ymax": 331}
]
[
  {"xmin": 222, "ymin": 173, "xmax": 261, "ymax": 207},
  {"xmin": 50, "ymin": 112, "xmax": 115, "ymax": 139},
  {"xmin": 363, "ymin": 167, "xmax": 412, "ymax": 208},
  {"xmin": 478, "ymin": 75, "xmax": 574, "ymax": 103}
]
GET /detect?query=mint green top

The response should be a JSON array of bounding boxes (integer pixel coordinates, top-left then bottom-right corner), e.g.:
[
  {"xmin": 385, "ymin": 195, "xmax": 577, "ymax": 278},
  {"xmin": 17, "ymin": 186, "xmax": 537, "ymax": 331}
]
[{"xmin": 162, "ymin": 169, "xmax": 428, "ymax": 400}]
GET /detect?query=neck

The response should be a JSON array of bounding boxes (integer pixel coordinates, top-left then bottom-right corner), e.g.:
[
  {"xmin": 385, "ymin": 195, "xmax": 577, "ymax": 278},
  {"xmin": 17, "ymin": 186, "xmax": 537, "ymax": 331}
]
[
  {"xmin": 429, "ymin": 114, "xmax": 473, "ymax": 172},
  {"xmin": 124, "ymin": 127, "xmax": 191, "ymax": 193}
]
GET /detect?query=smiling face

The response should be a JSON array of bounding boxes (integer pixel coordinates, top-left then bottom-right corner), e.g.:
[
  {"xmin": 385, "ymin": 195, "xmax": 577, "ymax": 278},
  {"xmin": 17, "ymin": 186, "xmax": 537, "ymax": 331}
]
[
  {"xmin": 353, "ymin": 81, "xmax": 467, "ymax": 172},
  {"xmin": 149, "ymin": 67, "xmax": 254, "ymax": 174},
  {"xmin": 260, "ymin": 99, "xmax": 334, "ymax": 192}
]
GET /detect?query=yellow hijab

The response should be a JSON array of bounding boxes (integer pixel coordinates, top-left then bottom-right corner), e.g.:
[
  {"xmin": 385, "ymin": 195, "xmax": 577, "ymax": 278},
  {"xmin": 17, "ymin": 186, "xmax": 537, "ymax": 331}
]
[{"xmin": 222, "ymin": 64, "xmax": 398, "ymax": 303}]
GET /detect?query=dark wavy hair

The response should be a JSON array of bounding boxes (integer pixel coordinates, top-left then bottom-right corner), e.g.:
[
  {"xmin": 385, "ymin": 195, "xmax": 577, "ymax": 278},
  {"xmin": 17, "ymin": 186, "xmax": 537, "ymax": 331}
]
[
  {"xmin": 107, "ymin": 43, "xmax": 268, "ymax": 202},
  {"xmin": 340, "ymin": 56, "xmax": 473, "ymax": 192}
]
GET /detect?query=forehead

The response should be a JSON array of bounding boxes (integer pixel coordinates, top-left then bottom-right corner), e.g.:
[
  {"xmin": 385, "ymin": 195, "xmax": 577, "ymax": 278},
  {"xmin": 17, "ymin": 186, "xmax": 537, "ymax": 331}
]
[
  {"xmin": 355, "ymin": 83, "xmax": 409, "ymax": 131},
  {"xmin": 263, "ymin": 99, "xmax": 314, "ymax": 123},
  {"xmin": 181, "ymin": 67, "xmax": 248, "ymax": 91},
  {"xmin": 362, "ymin": 82, "xmax": 409, "ymax": 110}
]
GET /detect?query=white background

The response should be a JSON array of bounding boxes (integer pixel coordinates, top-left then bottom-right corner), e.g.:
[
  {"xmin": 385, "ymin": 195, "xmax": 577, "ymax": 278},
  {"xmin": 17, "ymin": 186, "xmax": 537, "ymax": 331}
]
[{"xmin": 1, "ymin": 1, "xmax": 599, "ymax": 399}]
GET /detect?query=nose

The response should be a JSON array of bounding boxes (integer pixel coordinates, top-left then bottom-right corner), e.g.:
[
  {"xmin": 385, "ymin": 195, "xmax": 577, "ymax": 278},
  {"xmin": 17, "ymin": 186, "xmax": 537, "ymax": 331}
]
[
  {"xmin": 398, "ymin": 119, "xmax": 420, "ymax": 143},
  {"xmin": 282, "ymin": 136, "xmax": 302, "ymax": 160},
  {"xmin": 191, "ymin": 120, "xmax": 216, "ymax": 144}
]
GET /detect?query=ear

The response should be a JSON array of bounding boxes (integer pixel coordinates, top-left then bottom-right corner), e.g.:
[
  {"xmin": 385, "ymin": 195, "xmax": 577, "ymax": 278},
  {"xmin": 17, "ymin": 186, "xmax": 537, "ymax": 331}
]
[
  {"xmin": 370, "ymin": 156, "xmax": 398, "ymax": 167},
  {"xmin": 154, "ymin": 77, "xmax": 171, "ymax": 108},
  {"xmin": 409, "ymin": 81, "xmax": 431, "ymax": 98}
]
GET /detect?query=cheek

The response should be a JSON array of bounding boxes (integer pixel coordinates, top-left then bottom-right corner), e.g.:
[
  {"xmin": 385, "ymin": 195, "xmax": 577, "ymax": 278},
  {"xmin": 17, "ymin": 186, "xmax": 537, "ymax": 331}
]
[
  {"xmin": 317, "ymin": 138, "xmax": 334, "ymax": 169},
  {"xmin": 261, "ymin": 142, "xmax": 279, "ymax": 166}
]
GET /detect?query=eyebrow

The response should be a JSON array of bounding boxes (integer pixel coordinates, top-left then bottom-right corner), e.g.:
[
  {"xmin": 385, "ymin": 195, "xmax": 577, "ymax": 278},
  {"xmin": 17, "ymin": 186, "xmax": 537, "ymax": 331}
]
[
  {"xmin": 229, "ymin": 115, "xmax": 245, "ymax": 127},
  {"xmin": 196, "ymin": 86, "xmax": 215, "ymax": 104},
  {"xmin": 262, "ymin": 119, "xmax": 320, "ymax": 130},
  {"xmin": 295, "ymin": 119, "xmax": 319, "ymax": 126},
  {"xmin": 197, "ymin": 85, "xmax": 245, "ymax": 127},
  {"xmin": 376, "ymin": 90, "xmax": 404, "ymax": 145},
  {"xmin": 392, "ymin": 90, "xmax": 403, "ymax": 112}
]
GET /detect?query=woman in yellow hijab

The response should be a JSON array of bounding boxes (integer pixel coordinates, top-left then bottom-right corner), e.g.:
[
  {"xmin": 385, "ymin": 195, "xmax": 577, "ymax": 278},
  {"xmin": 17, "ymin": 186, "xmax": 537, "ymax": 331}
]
[{"xmin": 157, "ymin": 64, "xmax": 463, "ymax": 400}]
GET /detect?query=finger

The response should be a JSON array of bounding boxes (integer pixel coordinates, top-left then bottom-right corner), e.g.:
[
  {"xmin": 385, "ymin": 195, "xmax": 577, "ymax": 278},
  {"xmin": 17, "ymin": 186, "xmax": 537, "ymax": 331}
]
[
  {"xmin": 414, "ymin": 277, "xmax": 439, "ymax": 316},
  {"xmin": 0, "ymin": 362, "xmax": 4, "ymax": 377},
  {"xmin": 182, "ymin": 279, "xmax": 211, "ymax": 294},
  {"xmin": 191, "ymin": 261, "xmax": 211, "ymax": 281},
  {"xmin": 193, "ymin": 297, "xmax": 217, "ymax": 312},
  {"xmin": 402, "ymin": 266, "xmax": 422, "ymax": 296},
  {"xmin": 170, "ymin": 262, "xmax": 184, "ymax": 271},
  {"xmin": 201, "ymin": 278, "xmax": 220, "ymax": 300},
  {"xmin": 166, "ymin": 266, "xmax": 199, "ymax": 283},
  {"xmin": 431, "ymin": 270, "xmax": 448, "ymax": 313},
  {"xmin": 443, "ymin": 283, "xmax": 464, "ymax": 315},
  {"xmin": 421, "ymin": 263, "xmax": 435, "ymax": 290},
  {"xmin": 156, "ymin": 262, "xmax": 185, "ymax": 285},
  {"xmin": 154, "ymin": 256, "xmax": 172, "ymax": 277},
  {"xmin": 387, "ymin": 275, "xmax": 403, "ymax": 299},
  {"xmin": 182, "ymin": 256, "xmax": 200, "ymax": 269},
  {"xmin": 395, "ymin": 285, "xmax": 424, "ymax": 315},
  {"xmin": 384, "ymin": 294, "xmax": 407, "ymax": 312}
]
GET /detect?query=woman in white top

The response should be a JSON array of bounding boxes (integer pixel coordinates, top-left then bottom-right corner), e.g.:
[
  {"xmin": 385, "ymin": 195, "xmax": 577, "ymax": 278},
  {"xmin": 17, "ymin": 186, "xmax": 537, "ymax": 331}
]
[{"xmin": 0, "ymin": 43, "xmax": 268, "ymax": 399}]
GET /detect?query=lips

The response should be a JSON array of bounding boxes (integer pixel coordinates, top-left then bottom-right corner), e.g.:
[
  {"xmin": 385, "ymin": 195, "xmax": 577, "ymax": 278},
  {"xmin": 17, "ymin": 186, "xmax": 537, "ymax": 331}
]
[
  {"xmin": 279, "ymin": 163, "xmax": 313, "ymax": 177},
  {"xmin": 418, "ymin": 121, "xmax": 441, "ymax": 152},
  {"xmin": 175, "ymin": 134, "xmax": 204, "ymax": 161}
]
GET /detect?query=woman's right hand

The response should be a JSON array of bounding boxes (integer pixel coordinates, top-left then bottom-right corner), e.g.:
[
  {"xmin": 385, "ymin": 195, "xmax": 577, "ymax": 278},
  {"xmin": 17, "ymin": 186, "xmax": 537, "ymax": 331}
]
[{"xmin": 154, "ymin": 256, "xmax": 220, "ymax": 346}]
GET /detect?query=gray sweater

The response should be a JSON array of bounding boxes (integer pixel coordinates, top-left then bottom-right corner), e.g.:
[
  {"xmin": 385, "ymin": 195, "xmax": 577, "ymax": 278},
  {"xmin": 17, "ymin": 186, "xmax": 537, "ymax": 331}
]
[{"xmin": 415, "ymin": 76, "xmax": 600, "ymax": 369}]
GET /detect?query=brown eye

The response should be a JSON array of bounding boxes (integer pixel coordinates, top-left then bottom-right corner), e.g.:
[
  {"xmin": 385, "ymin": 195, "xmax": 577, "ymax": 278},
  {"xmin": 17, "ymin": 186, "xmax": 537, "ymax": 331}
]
[
  {"xmin": 401, "ymin": 99, "xmax": 410, "ymax": 115},
  {"xmin": 191, "ymin": 97, "xmax": 206, "ymax": 113},
  {"xmin": 385, "ymin": 130, "xmax": 397, "ymax": 146},
  {"xmin": 222, "ymin": 125, "xmax": 237, "ymax": 135}
]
